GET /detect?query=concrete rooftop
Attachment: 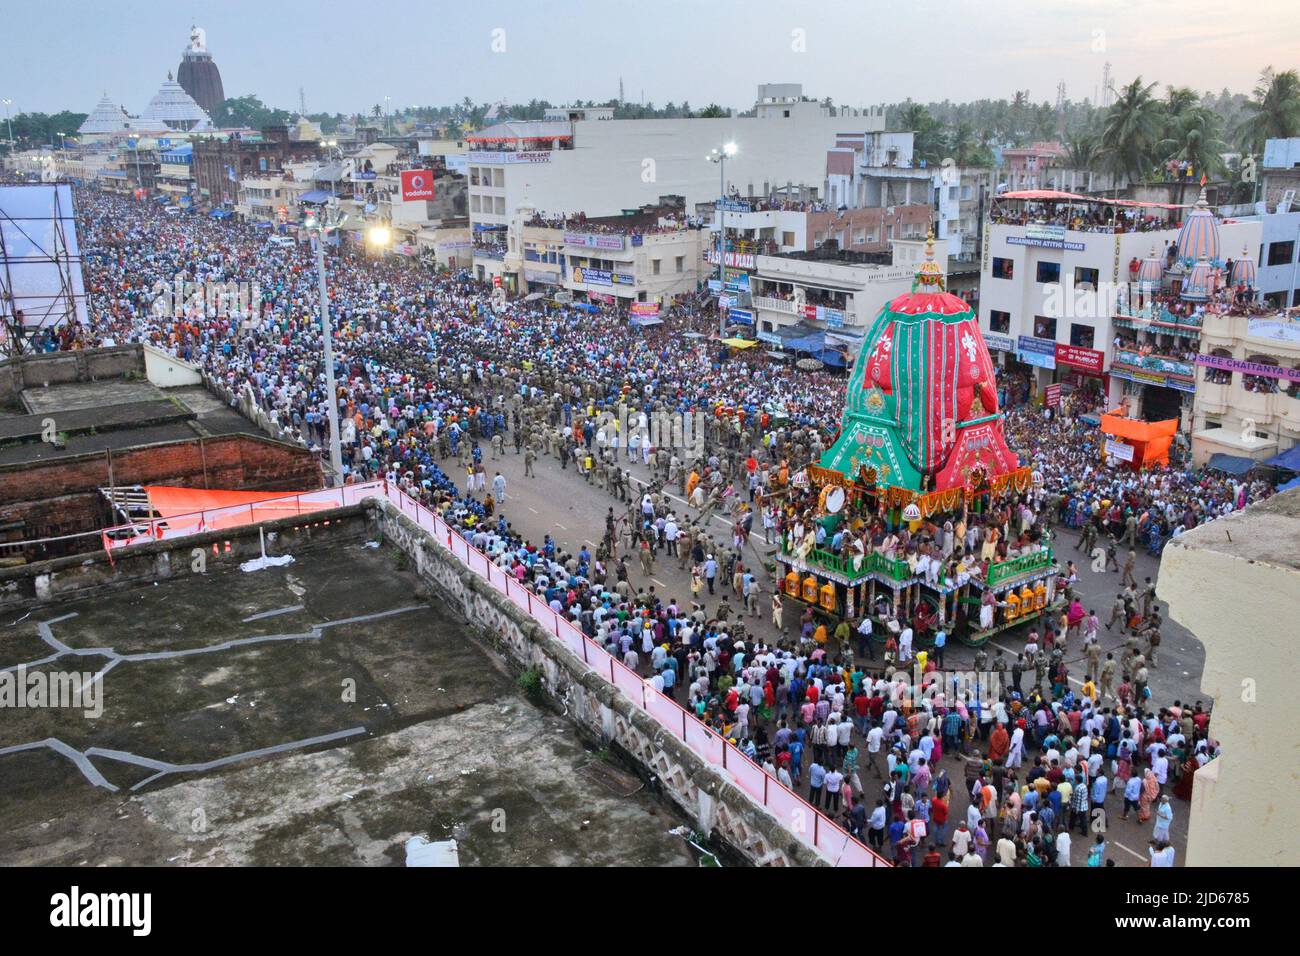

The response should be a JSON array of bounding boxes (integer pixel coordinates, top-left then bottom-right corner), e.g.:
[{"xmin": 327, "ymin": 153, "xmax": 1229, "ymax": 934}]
[
  {"xmin": 1165, "ymin": 487, "xmax": 1300, "ymax": 573},
  {"xmin": 0, "ymin": 535, "xmax": 695, "ymax": 866}
]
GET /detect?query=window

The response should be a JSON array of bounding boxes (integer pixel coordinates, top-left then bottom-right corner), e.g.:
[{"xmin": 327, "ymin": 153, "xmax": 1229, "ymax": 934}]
[
  {"xmin": 989, "ymin": 310, "xmax": 1011, "ymax": 333},
  {"xmin": 675, "ymin": 256, "xmax": 684, "ymax": 273},
  {"xmin": 1244, "ymin": 355, "xmax": 1280, "ymax": 394},
  {"xmin": 1074, "ymin": 266, "xmax": 1100, "ymax": 288},
  {"xmin": 1033, "ymin": 316, "xmax": 1057, "ymax": 340},
  {"xmin": 782, "ymin": 231, "xmax": 795, "ymax": 246},
  {"xmin": 1205, "ymin": 348, "xmax": 1233, "ymax": 385},
  {"xmin": 1069, "ymin": 323, "xmax": 1095, "ymax": 349},
  {"xmin": 1267, "ymin": 240, "xmax": 1295, "ymax": 266},
  {"xmin": 1036, "ymin": 261, "xmax": 1061, "ymax": 284},
  {"xmin": 652, "ymin": 259, "xmax": 661, "ymax": 275},
  {"xmin": 992, "ymin": 257, "xmax": 1014, "ymax": 279}
]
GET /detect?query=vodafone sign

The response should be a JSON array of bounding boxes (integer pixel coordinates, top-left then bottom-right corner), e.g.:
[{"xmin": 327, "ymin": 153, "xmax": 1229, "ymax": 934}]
[{"xmin": 400, "ymin": 169, "xmax": 435, "ymax": 201}]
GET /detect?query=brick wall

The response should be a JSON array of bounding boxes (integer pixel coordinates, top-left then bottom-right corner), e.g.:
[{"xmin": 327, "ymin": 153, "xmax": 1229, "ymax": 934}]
[{"xmin": 0, "ymin": 434, "xmax": 322, "ymax": 560}]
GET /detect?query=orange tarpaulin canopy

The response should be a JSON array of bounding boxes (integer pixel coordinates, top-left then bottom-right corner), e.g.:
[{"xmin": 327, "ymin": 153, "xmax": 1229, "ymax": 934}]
[
  {"xmin": 143, "ymin": 486, "xmax": 323, "ymax": 533},
  {"xmin": 1099, "ymin": 410, "xmax": 1178, "ymax": 468}
]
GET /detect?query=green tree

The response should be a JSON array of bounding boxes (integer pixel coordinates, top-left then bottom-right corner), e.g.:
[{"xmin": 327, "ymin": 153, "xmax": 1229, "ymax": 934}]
[
  {"xmin": 1235, "ymin": 67, "xmax": 1300, "ymax": 153},
  {"xmin": 1159, "ymin": 107, "xmax": 1226, "ymax": 204},
  {"xmin": 1100, "ymin": 77, "xmax": 1163, "ymax": 187},
  {"xmin": 897, "ymin": 101, "xmax": 944, "ymax": 165},
  {"xmin": 698, "ymin": 103, "xmax": 727, "ymax": 118},
  {"xmin": 211, "ymin": 95, "xmax": 291, "ymax": 130}
]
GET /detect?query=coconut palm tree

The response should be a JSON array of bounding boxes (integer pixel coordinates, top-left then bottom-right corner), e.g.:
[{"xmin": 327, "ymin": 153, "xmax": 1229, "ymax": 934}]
[
  {"xmin": 1159, "ymin": 108, "xmax": 1227, "ymax": 204},
  {"xmin": 1100, "ymin": 77, "xmax": 1163, "ymax": 190},
  {"xmin": 1236, "ymin": 67, "xmax": 1300, "ymax": 154},
  {"xmin": 897, "ymin": 102, "xmax": 944, "ymax": 164}
]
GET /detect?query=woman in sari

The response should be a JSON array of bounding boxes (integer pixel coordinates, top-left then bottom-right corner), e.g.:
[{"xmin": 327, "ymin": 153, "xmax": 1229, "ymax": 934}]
[
  {"xmin": 1137, "ymin": 768, "xmax": 1160, "ymax": 823},
  {"xmin": 1173, "ymin": 742, "xmax": 1208, "ymax": 801}
]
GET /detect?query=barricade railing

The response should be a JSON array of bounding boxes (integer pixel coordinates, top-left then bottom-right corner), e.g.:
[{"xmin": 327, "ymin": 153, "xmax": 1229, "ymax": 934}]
[
  {"xmin": 380, "ymin": 482, "xmax": 891, "ymax": 867},
  {"xmin": 101, "ymin": 480, "xmax": 387, "ymax": 552}
]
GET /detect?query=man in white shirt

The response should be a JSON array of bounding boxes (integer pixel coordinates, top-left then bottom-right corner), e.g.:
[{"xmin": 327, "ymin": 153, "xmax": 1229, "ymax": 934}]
[
  {"xmin": 1055, "ymin": 830, "xmax": 1072, "ymax": 866},
  {"xmin": 996, "ymin": 836, "xmax": 1017, "ymax": 867},
  {"xmin": 866, "ymin": 724, "xmax": 885, "ymax": 777}
]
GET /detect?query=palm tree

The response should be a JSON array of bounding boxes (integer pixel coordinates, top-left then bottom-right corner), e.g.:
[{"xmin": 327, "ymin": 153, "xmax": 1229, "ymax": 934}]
[
  {"xmin": 1159, "ymin": 108, "xmax": 1227, "ymax": 204},
  {"xmin": 897, "ymin": 102, "xmax": 944, "ymax": 164},
  {"xmin": 1236, "ymin": 67, "xmax": 1300, "ymax": 154},
  {"xmin": 1100, "ymin": 77, "xmax": 1163, "ymax": 190},
  {"xmin": 1164, "ymin": 85, "xmax": 1200, "ymax": 120}
]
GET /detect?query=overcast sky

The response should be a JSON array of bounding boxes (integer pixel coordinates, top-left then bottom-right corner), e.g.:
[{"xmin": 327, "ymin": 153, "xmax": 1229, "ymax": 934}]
[{"xmin": 4, "ymin": 0, "xmax": 1298, "ymax": 117}]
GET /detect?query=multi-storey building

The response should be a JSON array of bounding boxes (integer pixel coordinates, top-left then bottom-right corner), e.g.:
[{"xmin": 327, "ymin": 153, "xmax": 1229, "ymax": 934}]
[
  {"xmin": 192, "ymin": 125, "xmax": 319, "ymax": 207},
  {"xmin": 826, "ymin": 130, "xmax": 993, "ymax": 259},
  {"xmin": 978, "ymin": 190, "xmax": 1261, "ymax": 421},
  {"xmin": 464, "ymin": 84, "xmax": 885, "ymax": 269},
  {"xmin": 748, "ymin": 238, "xmax": 948, "ymax": 364},
  {"xmin": 1190, "ymin": 307, "xmax": 1300, "ymax": 466}
]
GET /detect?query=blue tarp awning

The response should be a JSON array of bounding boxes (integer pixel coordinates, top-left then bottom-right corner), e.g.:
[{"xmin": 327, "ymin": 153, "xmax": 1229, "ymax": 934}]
[
  {"xmin": 813, "ymin": 348, "xmax": 847, "ymax": 367},
  {"xmin": 1207, "ymin": 453, "xmax": 1257, "ymax": 476},
  {"xmin": 1276, "ymin": 475, "xmax": 1300, "ymax": 493},
  {"xmin": 787, "ymin": 332, "xmax": 826, "ymax": 352},
  {"xmin": 1263, "ymin": 445, "xmax": 1300, "ymax": 471},
  {"xmin": 629, "ymin": 315, "xmax": 663, "ymax": 327},
  {"xmin": 298, "ymin": 189, "xmax": 331, "ymax": 203},
  {"xmin": 209, "ymin": 209, "xmax": 233, "ymax": 219}
]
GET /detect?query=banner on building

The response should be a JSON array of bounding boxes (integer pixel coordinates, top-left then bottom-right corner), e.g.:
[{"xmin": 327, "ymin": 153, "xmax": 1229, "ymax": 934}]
[
  {"xmin": 1055, "ymin": 343, "xmax": 1105, "ymax": 374},
  {"xmin": 401, "ymin": 169, "xmax": 436, "ymax": 201},
  {"xmin": 1044, "ymin": 383, "xmax": 1062, "ymax": 408},
  {"xmin": 1196, "ymin": 353, "xmax": 1300, "ymax": 383},
  {"xmin": 1016, "ymin": 335, "xmax": 1057, "ymax": 369},
  {"xmin": 1104, "ymin": 438, "xmax": 1135, "ymax": 462}
]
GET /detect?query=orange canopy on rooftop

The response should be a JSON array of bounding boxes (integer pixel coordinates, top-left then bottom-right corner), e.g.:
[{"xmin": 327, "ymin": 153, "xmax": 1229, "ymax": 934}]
[
  {"xmin": 1099, "ymin": 410, "xmax": 1178, "ymax": 468},
  {"xmin": 143, "ymin": 486, "xmax": 323, "ymax": 533}
]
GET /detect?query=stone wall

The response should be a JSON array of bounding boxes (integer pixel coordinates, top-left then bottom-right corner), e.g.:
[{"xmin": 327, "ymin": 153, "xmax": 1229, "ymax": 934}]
[
  {"xmin": 0, "ymin": 345, "xmax": 144, "ymax": 403},
  {"xmin": 372, "ymin": 498, "xmax": 826, "ymax": 867}
]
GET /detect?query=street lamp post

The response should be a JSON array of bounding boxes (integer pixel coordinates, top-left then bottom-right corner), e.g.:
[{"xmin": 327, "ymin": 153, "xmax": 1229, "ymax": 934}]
[
  {"xmin": 2, "ymin": 99, "xmax": 14, "ymax": 156},
  {"xmin": 707, "ymin": 142, "xmax": 737, "ymax": 337},
  {"xmin": 307, "ymin": 201, "xmax": 348, "ymax": 486}
]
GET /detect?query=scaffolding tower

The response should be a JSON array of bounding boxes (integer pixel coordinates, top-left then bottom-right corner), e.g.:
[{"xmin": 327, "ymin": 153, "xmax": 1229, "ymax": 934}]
[{"xmin": 0, "ymin": 183, "xmax": 88, "ymax": 356}]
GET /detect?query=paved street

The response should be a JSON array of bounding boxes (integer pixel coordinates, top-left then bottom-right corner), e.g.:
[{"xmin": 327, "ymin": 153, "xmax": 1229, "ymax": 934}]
[{"xmin": 459, "ymin": 435, "xmax": 1199, "ymax": 864}]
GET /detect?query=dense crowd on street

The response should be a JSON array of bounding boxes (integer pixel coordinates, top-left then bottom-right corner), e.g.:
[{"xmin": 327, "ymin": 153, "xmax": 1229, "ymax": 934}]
[{"xmin": 29, "ymin": 187, "xmax": 1260, "ymax": 865}]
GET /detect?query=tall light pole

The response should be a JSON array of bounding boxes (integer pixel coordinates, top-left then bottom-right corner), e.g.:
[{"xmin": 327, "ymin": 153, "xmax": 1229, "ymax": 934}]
[
  {"xmin": 306, "ymin": 200, "xmax": 348, "ymax": 486},
  {"xmin": 323, "ymin": 138, "xmax": 342, "ymax": 198},
  {"xmin": 2, "ymin": 99, "xmax": 13, "ymax": 156},
  {"xmin": 707, "ymin": 141, "xmax": 737, "ymax": 337}
]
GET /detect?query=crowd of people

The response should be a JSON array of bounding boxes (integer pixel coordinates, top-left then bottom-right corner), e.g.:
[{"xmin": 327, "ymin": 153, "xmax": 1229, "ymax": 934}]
[
  {"xmin": 37, "ymin": 185, "xmax": 1263, "ymax": 865},
  {"xmin": 989, "ymin": 202, "xmax": 1173, "ymax": 234}
]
